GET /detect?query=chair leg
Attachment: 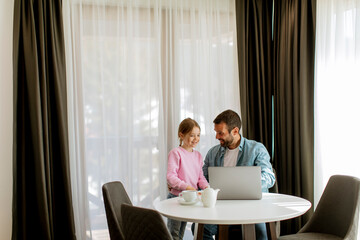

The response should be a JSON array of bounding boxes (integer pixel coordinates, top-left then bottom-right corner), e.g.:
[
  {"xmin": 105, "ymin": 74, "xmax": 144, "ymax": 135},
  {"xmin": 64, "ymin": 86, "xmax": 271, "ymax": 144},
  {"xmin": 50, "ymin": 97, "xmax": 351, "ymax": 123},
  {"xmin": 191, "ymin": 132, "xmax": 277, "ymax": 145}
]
[{"xmin": 195, "ymin": 223, "xmax": 204, "ymax": 240}]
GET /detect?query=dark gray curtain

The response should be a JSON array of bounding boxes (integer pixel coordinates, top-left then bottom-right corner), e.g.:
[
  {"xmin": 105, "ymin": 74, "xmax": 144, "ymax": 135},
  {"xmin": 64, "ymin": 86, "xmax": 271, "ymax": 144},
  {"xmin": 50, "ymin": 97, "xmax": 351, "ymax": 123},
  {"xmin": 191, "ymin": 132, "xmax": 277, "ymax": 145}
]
[
  {"xmin": 273, "ymin": 0, "xmax": 316, "ymax": 235},
  {"xmin": 235, "ymin": 0, "xmax": 316, "ymax": 235},
  {"xmin": 12, "ymin": 0, "xmax": 76, "ymax": 239},
  {"xmin": 236, "ymin": 0, "xmax": 273, "ymax": 154}
]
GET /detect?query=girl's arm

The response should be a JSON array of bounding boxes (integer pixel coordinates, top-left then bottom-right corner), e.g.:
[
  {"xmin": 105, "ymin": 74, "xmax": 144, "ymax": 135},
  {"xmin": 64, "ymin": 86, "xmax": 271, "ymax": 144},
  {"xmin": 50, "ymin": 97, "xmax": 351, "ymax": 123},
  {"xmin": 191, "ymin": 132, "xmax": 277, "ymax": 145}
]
[
  {"xmin": 197, "ymin": 154, "xmax": 210, "ymax": 189},
  {"xmin": 166, "ymin": 149, "xmax": 189, "ymax": 191}
]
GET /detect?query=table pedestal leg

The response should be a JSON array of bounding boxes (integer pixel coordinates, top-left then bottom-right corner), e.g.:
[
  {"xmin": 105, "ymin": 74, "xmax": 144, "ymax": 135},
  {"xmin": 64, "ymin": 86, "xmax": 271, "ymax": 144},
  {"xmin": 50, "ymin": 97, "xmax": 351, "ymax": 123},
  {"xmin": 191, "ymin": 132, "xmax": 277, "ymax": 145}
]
[
  {"xmin": 217, "ymin": 225, "xmax": 229, "ymax": 240},
  {"xmin": 242, "ymin": 224, "xmax": 256, "ymax": 240},
  {"xmin": 194, "ymin": 223, "xmax": 204, "ymax": 240},
  {"xmin": 266, "ymin": 222, "xmax": 277, "ymax": 240},
  {"xmin": 193, "ymin": 222, "xmax": 276, "ymax": 240}
]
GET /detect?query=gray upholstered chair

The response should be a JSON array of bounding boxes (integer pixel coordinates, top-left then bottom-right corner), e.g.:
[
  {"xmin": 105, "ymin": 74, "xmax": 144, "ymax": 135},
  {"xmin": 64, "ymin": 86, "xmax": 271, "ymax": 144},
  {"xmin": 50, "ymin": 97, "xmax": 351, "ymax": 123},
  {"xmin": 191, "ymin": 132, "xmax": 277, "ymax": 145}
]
[
  {"xmin": 121, "ymin": 203, "xmax": 172, "ymax": 240},
  {"xmin": 102, "ymin": 181, "xmax": 132, "ymax": 240},
  {"xmin": 278, "ymin": 175, "xmax": 360, "ymax": 240}
]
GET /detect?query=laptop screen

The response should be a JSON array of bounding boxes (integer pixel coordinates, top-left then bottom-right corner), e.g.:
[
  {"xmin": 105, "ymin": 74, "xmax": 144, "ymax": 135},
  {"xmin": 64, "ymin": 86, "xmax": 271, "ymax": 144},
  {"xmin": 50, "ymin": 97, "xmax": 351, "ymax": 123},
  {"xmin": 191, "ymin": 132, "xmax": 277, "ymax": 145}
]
[{"xmin": 208, "ymin": 166, "xmax": 262, "ymax": 200}]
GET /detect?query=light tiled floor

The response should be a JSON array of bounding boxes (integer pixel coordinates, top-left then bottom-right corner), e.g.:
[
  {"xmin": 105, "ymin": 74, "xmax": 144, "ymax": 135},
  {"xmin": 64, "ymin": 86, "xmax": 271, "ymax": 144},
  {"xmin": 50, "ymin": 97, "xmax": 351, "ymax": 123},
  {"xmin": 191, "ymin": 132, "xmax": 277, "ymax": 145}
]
[
  {"xmin": 89, "ymin": 222, "xmax": 194, "ymax": 240},
  {"xmin": 87, "ymin": 229, "xmax": 109, "ymax": 240},
  {"xmin": 183, "ymin": 223, "xmax": 195, "ymax": 240}
]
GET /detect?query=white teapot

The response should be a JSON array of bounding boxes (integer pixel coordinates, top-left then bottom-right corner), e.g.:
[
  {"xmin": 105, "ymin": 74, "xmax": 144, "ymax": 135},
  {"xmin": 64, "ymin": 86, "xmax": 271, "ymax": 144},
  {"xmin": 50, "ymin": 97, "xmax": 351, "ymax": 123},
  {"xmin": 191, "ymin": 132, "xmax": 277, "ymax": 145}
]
[{"xmin": 201, "ymin": 187, "xmax": 220, "ymax": 208}]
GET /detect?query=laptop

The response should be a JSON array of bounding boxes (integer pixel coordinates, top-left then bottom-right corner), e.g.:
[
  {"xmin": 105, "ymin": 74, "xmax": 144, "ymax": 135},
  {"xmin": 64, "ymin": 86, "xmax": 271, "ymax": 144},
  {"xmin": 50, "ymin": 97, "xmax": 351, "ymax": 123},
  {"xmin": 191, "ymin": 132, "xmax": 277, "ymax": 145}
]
[{"xmin": 208, "ymin": 166, "xmax": 262, "ymax": 200}]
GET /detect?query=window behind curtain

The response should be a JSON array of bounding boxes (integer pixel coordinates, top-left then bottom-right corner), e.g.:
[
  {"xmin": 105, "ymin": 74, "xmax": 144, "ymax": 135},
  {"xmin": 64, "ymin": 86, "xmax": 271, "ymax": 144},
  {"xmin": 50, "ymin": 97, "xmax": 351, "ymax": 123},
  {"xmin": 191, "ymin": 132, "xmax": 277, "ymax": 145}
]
[
  {"xmin": 63, "ymin": 0, "xmax": 240, "ymax": 239},
  {"xmin": 315, "ymin": 0, "xmax": 360, "ymax": 238}
]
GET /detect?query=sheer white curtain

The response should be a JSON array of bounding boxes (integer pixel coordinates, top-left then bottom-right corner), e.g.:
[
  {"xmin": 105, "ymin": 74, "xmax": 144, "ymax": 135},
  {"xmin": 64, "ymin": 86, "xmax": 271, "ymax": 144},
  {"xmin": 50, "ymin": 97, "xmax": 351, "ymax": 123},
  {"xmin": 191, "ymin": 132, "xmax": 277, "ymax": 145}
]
[
  {"xmin": 63, "ymin": 0, "xmax": 239, "ymax": 239},
  {"xmin": 315, "ymin": 0, "xmax": 360, "ymax": 237}
]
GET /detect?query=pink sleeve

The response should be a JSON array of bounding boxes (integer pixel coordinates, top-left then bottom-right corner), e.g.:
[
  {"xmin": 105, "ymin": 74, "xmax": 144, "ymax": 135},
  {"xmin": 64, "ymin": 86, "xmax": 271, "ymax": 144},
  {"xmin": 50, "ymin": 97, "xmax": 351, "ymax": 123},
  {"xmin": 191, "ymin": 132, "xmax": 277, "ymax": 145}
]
[
  {"xmin": 167, "ymin": 149, "xmax": 188, "ymax": 190},
  {"xmin": 197, "ymin": 157, "xmax": 209, "ymax": 190}
]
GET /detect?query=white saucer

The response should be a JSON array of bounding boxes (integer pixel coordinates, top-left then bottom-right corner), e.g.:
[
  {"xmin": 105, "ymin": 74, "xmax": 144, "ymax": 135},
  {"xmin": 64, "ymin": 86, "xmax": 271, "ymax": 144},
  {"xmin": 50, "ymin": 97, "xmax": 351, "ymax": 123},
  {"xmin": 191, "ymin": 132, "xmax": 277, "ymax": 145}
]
[{"xmin": 178, "ymin": 198, "xmax": 198, "ymax": 205}]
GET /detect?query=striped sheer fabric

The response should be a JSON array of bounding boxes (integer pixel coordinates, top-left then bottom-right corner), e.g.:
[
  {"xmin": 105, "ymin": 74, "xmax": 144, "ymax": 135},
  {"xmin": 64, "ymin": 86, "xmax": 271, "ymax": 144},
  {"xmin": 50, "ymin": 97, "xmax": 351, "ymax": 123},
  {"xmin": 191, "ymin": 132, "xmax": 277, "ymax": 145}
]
[
  {"xmin": 315, "ymin": 0, "xmax": 360, "ymax": 239},
  {"xmin": 63, "ymin": 0, "xmax": 240, "ymax": 239}
]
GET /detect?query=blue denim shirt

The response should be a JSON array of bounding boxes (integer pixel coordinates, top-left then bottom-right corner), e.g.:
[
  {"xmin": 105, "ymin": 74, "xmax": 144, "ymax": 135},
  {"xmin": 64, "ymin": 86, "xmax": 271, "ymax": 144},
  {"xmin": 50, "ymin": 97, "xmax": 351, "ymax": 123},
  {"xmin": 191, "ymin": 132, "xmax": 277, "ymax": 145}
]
[{"xmin": 203, "ymin": 135, "xmax": 275, "ymax": 192}]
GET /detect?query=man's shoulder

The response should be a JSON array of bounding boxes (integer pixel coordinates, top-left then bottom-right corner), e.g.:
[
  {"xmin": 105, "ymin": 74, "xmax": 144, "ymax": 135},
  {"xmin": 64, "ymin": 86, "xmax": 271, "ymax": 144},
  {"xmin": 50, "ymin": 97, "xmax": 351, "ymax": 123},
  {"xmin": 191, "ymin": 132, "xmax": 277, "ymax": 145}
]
[
  {"xmin": 207, "ymin": 144, "xmax": 222, "ymax": 154},
  {"xmin": 241, "ymin": 137, "xmax": 270, "ymax": 158},
  {"xmin": 243, "ymin": 137, "xmax": 266, "ymax": 150}
]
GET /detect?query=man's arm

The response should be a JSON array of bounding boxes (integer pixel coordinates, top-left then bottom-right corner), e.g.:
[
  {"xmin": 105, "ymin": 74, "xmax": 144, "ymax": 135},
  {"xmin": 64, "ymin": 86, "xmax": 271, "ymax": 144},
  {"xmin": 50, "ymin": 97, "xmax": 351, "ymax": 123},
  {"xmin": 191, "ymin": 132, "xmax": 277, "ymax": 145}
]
[
  {"xmin": 254, "ymin": 146, "xmax": 275, "ymax": 190},
  {"xmin": 203, "ymin": 151, "xmax": 210, "ymax": 182},
  {"xmin": 202, "ymin": 145, "xmax": 222, "ymax": 183}
]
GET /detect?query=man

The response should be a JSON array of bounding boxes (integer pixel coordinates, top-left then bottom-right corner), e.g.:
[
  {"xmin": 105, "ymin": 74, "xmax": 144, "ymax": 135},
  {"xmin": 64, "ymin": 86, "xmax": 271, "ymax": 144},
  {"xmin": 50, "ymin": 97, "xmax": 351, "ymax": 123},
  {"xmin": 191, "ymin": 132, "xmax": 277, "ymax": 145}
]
[{"xmin": 194, "ymin": 109, "xmax": 275, "ymax": 240}]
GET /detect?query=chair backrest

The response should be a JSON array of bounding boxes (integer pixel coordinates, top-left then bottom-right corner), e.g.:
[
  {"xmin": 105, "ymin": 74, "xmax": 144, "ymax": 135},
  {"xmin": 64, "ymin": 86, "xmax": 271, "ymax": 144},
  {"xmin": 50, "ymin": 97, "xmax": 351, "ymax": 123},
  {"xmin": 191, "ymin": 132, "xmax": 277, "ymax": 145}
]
[
  {"xmin": 269, "ymin": 168, "xmax": 279, "ymax": 193},
  {"xmin": 121, "ymin": 204, "xmax": 172, "ymax": 240},
  {"xmin": 102, "ymin": 181, "xmax": 132, "ymax": 240},
  {"xmin": 300, "ymin": 175, "xmax": 360, "ymax": 239}
]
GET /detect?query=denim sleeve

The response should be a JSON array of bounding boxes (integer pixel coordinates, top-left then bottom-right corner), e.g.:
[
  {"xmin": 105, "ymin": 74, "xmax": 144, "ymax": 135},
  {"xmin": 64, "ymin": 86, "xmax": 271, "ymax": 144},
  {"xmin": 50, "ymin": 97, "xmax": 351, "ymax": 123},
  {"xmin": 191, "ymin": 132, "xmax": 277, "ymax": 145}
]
[
  {"xmin": 254, "ymin": 146, "xmax": 276, "ymax": 190},
  {"xmin": 203, "ymin": 150, "xmax": 211, "ymax": 182}
]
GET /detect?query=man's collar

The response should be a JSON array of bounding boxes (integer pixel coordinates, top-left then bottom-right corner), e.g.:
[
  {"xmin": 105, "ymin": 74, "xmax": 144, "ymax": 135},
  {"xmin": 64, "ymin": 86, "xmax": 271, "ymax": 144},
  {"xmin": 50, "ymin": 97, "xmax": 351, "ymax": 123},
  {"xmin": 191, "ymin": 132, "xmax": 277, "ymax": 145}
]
[{"xmin": 239, "ymin": 134, "xmax": 244, "ymax": 151}]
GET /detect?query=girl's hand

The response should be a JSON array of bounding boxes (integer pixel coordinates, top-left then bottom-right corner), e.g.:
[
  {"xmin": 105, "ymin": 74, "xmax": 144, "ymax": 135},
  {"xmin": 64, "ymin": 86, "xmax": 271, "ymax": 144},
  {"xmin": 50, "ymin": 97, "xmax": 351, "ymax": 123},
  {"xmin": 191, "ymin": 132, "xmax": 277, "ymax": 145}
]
[{"xmin": 186, "ymin": 185, "xmax": 196, "ymax": 191}]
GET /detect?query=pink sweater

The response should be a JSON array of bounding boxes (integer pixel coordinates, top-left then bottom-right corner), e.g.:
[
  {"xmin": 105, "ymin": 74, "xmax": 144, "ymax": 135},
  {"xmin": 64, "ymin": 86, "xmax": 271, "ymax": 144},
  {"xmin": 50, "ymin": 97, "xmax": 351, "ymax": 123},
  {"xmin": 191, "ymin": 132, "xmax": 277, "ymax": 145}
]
[{"xmin": 167, "ymin": 147, "xmax": 209, "ymax": 196}]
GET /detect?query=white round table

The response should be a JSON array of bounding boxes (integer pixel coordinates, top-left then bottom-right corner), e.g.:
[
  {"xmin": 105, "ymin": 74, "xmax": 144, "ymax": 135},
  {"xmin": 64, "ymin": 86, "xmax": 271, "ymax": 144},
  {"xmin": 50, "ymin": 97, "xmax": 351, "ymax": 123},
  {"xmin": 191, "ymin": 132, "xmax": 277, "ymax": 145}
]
[{"xmin": 154, "ymin": 193, "xmax": 311, "ymax": 240}]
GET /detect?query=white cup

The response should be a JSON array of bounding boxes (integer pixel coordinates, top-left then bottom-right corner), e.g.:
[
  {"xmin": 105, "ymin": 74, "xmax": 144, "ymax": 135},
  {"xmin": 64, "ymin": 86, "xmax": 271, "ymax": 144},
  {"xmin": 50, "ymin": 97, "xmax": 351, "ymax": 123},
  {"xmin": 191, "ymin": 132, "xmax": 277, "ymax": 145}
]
[{"xmin": 179, "ymin": 190, "xmax": 197, "ymax": 202}]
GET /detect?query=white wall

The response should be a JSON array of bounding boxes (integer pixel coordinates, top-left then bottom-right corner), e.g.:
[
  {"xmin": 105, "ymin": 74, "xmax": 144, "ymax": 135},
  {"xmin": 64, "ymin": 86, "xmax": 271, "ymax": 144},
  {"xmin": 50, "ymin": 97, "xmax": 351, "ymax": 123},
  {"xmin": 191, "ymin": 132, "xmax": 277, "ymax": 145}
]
[{"xmin": 0, "ymin": 0, "xmax": 14, "ymax": 239}]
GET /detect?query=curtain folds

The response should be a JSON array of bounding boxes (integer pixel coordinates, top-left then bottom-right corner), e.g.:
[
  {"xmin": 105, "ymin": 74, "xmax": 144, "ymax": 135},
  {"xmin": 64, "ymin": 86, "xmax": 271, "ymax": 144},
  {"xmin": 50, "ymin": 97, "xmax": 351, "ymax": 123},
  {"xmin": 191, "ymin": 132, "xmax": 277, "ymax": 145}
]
[
  {"xmin": 272, "ymin": 0, "xmax": 316, "ymax": 235},
  {"xmin": 236, "ymin": 0, "xmax": 316, "ymax": 235},
  {"xmin": 235, "ymin": 0, "xmax": 273, "ymax": 155},
  {"xmin": 12, "ymin": 0, "xmax": 76, "ymax": 239},
  {"xmin": 315, "ymin": 1, "xmax": 360, "ymax": 238},
  {"xmin": 63, "ymin": 0, "xmax": 239, "ymax": 238}
]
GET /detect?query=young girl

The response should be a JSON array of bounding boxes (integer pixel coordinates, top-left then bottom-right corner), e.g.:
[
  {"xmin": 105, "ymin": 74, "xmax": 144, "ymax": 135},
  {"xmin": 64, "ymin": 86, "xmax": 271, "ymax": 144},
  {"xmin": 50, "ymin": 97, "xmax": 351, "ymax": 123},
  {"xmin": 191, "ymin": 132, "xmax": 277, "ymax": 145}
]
[{"xmin": 166, "ymin": 118, "xmax": 209, "ymax": 240}]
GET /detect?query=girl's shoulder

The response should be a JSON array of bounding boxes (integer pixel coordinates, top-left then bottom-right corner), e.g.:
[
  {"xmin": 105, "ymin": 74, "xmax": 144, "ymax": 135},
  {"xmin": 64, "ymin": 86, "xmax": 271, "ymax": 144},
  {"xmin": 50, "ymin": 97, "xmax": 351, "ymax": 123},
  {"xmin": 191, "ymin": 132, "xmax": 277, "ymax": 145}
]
[
  {"xmin": 191, "ymin": 148, "xmax": 201, "ymax": 154},
  {"xmin": 168, "ymin": 146, "xmax": 182, "ymax": 155},
  {"xmin": 192, "ymin": 149, "xmax": 203, "ymax": 159},
  {"xmin": 169, "ymin": 146, "xmax": 202, "ymax": 157}
]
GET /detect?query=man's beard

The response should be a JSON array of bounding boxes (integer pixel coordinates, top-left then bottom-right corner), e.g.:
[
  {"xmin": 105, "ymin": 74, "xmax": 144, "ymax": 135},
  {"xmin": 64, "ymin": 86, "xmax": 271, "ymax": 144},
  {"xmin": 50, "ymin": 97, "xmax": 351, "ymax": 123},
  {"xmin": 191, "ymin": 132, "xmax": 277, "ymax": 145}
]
[{"xmin": 219, "ymin": 134, "xmax": 234, "ymax": 148}]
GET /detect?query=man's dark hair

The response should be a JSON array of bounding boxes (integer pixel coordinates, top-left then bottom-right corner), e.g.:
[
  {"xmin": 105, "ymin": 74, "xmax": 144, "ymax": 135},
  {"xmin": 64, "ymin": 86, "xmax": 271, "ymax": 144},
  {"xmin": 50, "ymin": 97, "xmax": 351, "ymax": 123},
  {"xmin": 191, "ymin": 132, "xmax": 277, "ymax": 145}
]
[{"xmin": 213, "ymin": 109, "xmax": 242, "ymax": 132}]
